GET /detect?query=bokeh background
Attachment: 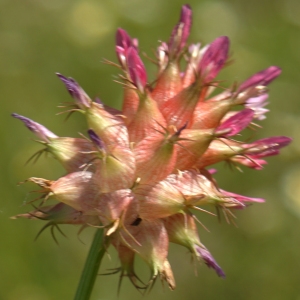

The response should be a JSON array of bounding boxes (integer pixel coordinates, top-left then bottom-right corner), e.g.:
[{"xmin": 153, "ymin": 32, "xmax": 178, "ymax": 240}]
[{"xmin": 1, "ymin": 0, "xmax": 300, "ymax": 299}]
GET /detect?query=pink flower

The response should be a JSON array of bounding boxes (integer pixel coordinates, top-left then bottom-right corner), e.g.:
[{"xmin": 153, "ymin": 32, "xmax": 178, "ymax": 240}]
[
  {"xmin": 216, "ymin": 108, "xmax": 254, "ymax": 137},
  {"xmin": 198, "ymin": 36, "xmax": 230, "ymax": 83},
  {"xmin": 56, "ymin": 73, "xmax": 91, "ymax": 109},
  {"xmin": 12, "ymin": 4, "xmax": 291, "ymax": 292},
  {"xmin": 115, "ymin": 28, "xmax": 138, "ymax": 67},
  {"xmin": 237, "ymin": 66, "xmax": 281, "ymax": 93},
  {"xmin": 12, "ymin": 113, "xmax": 57, "ymax": 142},
  {"xmin": 168, "ymin": 4, "xmax": 192, "ymax": 58},
  {"xmin": 126, "ymin": 47, "xmax": 147, "ymax": 93}
]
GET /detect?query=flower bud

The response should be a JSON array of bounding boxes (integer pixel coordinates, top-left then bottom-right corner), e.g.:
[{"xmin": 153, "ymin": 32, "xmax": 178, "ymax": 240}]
[
  {"xmin": 164, "ymin": 213, "xmax": 225, "ymax": 277},
  {"xmin": 230, "ymin": 156, "xmax": 267, "ymax": 170},
  {"xmin": 168, "ymin": 4, "xmax": 192, "ymax": 58},
  {"xmin": 230, "ymin": 136, "xmax": 292, "ymax": 169},
  {"xmin": 195, "ymin": 245, "xmax": 225, "ymax": 278},
  {"xmin": 165, "ymin": 170, "xmax": 230, "ymax": 207},
  {"xmin": 116, "ymin": 28, "xmax": 137, "ymax": 67},
  {"xmin": 139, "ymin": 170, "xmax": 231, "ymax": 220},
  {"xmin": 198, "ymin": 36, "xmax": 229, "ymax": 83},
  {"xmin": 12, "ymin": 113, "xmax": 57, "ymax": 142},
  {"xmin": 139, "ymin": 180, "xmax": 186, "ymax": 219},
  {"xmin": 220, "ymin": 190, "xmax": 265, "ymax": 207},
  {"xmin": 12, "ymin": 114, "xmax": 96, "ymax": 172},
  {"xmin": 237, "ymin": 66, "xmax": 281, "ymax": 93},
  {"xmin": 216, "ymin": 108, "xmax": 254, "ymax": 137},
  {"xmin": 196, "ymin": 139, "xmax": 246, "ymax": 168},
  {"xmin": 164, "ymin": 213, "xmax": 201, "ymax": 250},
  {"xmin": 27, "ymin": 172, "xmax": 99, "ymax": 214},
  {"xmin": 57, "ymin": 73, "xmax": 91, "ymax": 109},
  {"xmin": 116, "ymin": 218, "xmax": 175, "ymax": 289},
  {"xmin": 126, "ymin": 47, "xmax": 147, "ymax": 93},
  {"xmin": 244, "ymin": 136, "xmax": 292, "ymax": 157},
  {"xmin": 151, "ymin": 5, "xmax": 192, "ymax": 105},
  {"xmin": 182, "ymin": 43, "xmax": 202, "ymax": 88}
]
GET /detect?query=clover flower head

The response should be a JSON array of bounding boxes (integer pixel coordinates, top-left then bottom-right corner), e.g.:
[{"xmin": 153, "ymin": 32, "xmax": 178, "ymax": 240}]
[{"xmin": 12, "ymin": 4, "xmax": 291, "ymax": 292}]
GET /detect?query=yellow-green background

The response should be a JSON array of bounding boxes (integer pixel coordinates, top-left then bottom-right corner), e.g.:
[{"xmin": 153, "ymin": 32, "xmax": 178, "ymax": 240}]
[{"xmin": 1, "ymin": 0, "xmax": 300, "ymax": 299}]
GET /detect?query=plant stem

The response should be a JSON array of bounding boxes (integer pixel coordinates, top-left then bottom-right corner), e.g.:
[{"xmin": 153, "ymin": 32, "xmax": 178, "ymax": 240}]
[{"xmin": 74, "ymin": 229, "xmax": 108, "ymax": 300}]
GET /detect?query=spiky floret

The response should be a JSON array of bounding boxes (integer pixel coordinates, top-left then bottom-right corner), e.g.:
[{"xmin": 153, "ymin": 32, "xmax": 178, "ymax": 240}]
[{"xmin": 12, "ymin": 4, "xmax": 291, "ymax": 292}]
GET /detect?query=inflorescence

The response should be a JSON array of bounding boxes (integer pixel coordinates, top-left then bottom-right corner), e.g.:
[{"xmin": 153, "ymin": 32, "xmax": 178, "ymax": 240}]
[{"xmin": 12, "ymin": 4, "xmax": 291, "ymax": 292}]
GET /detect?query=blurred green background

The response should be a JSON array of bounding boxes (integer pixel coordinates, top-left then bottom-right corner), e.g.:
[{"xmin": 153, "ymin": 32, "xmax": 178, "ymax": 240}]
[{"xmin": 1, "ymin": 0, "xmax": 300, "ymax": 299}]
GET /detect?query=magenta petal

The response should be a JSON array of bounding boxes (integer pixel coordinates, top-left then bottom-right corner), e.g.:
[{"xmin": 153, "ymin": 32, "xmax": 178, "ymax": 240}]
[
  {"xmin": 217, "ymin": 109, "xmax": 254, "ymax": 137},
  {"xmin": 231, "ymin": 156, "xmax": 268, "ymax": 170},
  {"xmin": 116, "ymin": 28, "xmax": 132, "ymax": 51},
  {"xmin": 195, "ymin": 245, "xmax": 225, "ymax": 278},
  {"xmin": 56, "ymin": 73, "xmax": 90, "ymax": 108},
  {"xmin": 208, "ymin": 168, "xmax": 218, "ymax": 175},
  {"xmin": 115, "ymin": 28, "xmax": 138, "ymax": 66},
  {"xmin": 247, "ymin": 136, "xmax": 292, "ymax": 157},
  {"xmin": 179, "ymin": 4, "xmax": 192, "ymax": 39},
  {"xmin": 221, "ymin": 189, "xmax": 265, "ymax": 203},
  {"xmin": 126, "ymin": 47, "xmax": 147, "ymax": 92},
  {"xmin": 256, "ymin": 136, "xmax": 292, "ymax": 148},
  {"xmin": 238, "ymin": 66, "xmax": 281, "ymax": 92},
  {"xmin": 87, "ymin": 129, "xmax": 105, "ymax": 150},
  {"xmin": 168, "ymin": 4, "xmax": 192, "ymax": 55},
  {"xmin": 12, "ymin": 113, "xmax": 57, "ymax": 142},
  {"xmin": 198, "ymin": 36, "xmax": 230, "ymax": 83},
  {"xmin": 115, "ymin": 46, "xmax": 126, "ymax": 64},
  {"xmin": 57, "ymin": 74, "xmax": 79, "ymax": 98}
]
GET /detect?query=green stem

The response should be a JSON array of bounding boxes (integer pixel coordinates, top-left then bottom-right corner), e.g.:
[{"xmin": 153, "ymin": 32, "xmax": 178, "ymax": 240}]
[{"xmin": 74, "ymin": 229, "xmax": 109, "ymax": 300}]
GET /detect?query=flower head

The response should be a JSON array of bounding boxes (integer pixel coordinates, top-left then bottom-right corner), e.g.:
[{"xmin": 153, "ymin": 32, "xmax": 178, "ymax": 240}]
[{"xmin": 12, "ymin": 4, "xmax": 291, "ymax": 293}]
